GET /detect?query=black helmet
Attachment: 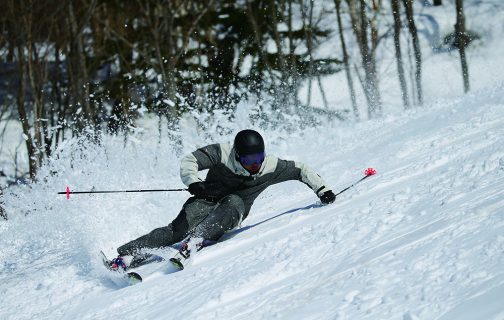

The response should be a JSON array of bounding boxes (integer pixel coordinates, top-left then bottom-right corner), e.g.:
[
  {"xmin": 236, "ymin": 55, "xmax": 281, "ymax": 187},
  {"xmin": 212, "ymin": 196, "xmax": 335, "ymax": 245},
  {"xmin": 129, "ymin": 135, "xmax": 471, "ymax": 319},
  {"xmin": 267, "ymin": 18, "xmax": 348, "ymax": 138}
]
[{"xmin": 234, "ymin": 129, "xmax": 265, "ymax": 156}]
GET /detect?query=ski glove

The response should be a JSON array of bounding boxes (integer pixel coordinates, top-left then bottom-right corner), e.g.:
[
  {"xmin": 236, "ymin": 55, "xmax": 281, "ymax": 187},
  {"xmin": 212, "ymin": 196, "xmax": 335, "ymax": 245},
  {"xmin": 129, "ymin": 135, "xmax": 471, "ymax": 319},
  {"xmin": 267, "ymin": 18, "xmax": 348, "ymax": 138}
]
[
  {"xmin": 319, "ymin": 190, "xmax": 336, "ymax": 205},
  {"xmin": 188, "ymin": 182, "xmax": 207, "ymax": 197},
  {"xmin": 188, "ymin": 181, "xmax": 222, "ymax": 199}
]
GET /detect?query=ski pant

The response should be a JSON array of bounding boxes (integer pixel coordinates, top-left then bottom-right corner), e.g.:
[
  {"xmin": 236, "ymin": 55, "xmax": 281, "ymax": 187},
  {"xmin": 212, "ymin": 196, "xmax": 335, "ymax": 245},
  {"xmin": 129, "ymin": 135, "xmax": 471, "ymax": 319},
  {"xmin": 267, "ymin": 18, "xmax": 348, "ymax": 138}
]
[{"xmin": 117, "ymin": 194, "xmax": 245, "ymax": 256}]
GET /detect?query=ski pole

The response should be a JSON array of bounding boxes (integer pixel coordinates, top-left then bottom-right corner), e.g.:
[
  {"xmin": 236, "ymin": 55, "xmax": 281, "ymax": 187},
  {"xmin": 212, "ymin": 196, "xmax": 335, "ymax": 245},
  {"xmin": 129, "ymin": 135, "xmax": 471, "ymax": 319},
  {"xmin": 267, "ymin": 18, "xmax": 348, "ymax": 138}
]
[
  {"xmin": 58, "ymin": 186, "xmax": 187, "ymax": 199},
  {"xmin": 334, "ymin": 167, "xmax": 377, "ymax": 197}
]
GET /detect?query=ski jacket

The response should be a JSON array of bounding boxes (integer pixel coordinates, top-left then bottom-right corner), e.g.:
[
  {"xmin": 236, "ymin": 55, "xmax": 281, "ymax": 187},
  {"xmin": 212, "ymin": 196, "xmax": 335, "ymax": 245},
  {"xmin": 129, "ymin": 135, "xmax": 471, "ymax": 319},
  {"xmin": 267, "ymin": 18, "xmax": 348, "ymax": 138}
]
[{"xmin": 180, "ymin": 143, "xmax": 331, "ymax": 219}]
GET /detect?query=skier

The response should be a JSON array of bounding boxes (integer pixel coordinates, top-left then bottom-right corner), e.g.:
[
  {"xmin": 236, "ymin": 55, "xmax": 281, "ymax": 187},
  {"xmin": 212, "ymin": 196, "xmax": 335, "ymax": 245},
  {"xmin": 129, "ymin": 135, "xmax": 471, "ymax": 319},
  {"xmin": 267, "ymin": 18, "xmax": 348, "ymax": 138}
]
[{"xmin": 109, "ymin": 129, "xmax": 336, "ymax": 270}]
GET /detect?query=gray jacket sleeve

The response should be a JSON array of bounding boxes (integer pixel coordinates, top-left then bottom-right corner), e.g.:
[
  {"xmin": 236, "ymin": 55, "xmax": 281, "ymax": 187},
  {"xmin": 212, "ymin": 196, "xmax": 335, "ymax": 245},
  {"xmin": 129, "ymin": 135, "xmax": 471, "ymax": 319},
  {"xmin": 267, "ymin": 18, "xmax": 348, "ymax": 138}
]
[
  {"xmin": 180, "ymin": 144, "xmax": 222, "ymax": 186},
  {"xmin": 272, "ymin": 158, "xmax": 331, "ymax": 197},
  {"xmin": 294, "ymin": 161, "xmax": 331, "ymax": 196}
]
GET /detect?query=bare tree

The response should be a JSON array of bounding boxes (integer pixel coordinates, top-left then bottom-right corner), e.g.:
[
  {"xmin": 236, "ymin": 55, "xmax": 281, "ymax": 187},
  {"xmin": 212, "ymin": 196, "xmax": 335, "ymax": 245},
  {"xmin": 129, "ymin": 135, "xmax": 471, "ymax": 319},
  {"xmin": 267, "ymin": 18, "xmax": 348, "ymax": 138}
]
[
  {"xmin": 402, "ymin": 0, "xmax": 423, "ymax": 105},
  {"xmin": 346, "ymin": 0, "xmax": 382, "ymax": 118},
  {"xmin": 97, "ymin": 0, "xmax": 215, "ymax": 140},
  {"xmin": 5, "ymin": 0, "xmax": 54, "ymax": 178},
  {"xmin": 286, "ymin": 0, "xmax": 300, "ymax": 104},
  {"xmin": 67, "ymin": 0, "xmax": 97, "ymax": 132},
  {"xmin": 300, "ymin": 0, "xmax": 314, "ymax": 105},
  {"xmin": 455, "ymin": 0, "xmax": 470, "ymax": 93},
  {"xmin": 269, "ymin": 0, "xmax": 292, "ymax": 108},
  {"xmin": 246, "ymin": 0, "xmax": 276, "ymax": 89},
  {"xmin": 137, "ymin": 0, "xmax": 215, "ymax": 117},
  {"xmin": 1, "ymin": 0, "xmax": 99, "ymax": 178},
  {"xmin": 334, "ymin": 0, "xmax": 359, "ymax": 120},
  {"xmin": 0, "ymin": 188, "xmax": 6, "ymax": 220},
  {"xmin": 300, "ymin": 0, "xmax": 329, "ymax": 109},
  {"xmin": 392, "ymin": 0, "xmax": 409, "ymax": 109},
  {"xmin": 301, "ymin": 0, "xmax": 328, "ymax": 109}
]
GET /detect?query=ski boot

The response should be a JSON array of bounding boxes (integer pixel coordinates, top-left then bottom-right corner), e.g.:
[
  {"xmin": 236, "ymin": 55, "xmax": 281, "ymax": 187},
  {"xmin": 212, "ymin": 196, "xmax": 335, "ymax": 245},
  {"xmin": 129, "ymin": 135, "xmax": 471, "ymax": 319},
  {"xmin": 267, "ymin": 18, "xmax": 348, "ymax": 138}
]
[
  {"xmin": 100, "ymin": 251, "xmax": 142, "ymax": 284},
  {"xmin": 169, "ymin": 237, "xmax": 204, "ymax": 270},
  {"xmin": 109, "ymin": 256, "xmax": 128, "ymax": 271}
]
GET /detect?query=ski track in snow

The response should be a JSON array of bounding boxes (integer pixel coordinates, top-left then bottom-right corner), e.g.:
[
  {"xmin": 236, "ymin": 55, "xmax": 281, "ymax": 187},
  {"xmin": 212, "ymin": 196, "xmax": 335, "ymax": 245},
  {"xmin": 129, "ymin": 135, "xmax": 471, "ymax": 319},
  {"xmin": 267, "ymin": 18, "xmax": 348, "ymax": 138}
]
[{"xmin": 1, "ymin": 85, "xmax": 503, "ymax": 320}]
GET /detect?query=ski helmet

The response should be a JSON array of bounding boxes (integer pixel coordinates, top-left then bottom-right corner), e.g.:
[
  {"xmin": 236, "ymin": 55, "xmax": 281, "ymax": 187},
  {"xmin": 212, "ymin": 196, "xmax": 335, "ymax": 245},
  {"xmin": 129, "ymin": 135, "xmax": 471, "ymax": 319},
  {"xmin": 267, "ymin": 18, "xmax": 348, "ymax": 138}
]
[{"xmin": 234, "ymin": 129, "xmax": 265, "ymax": 156}]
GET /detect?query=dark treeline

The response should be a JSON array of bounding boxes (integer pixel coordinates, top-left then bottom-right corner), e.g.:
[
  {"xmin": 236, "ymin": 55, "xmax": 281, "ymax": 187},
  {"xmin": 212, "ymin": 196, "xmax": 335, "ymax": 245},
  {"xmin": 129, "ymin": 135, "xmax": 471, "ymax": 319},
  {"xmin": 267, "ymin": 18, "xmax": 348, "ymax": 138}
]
[{"xmin": 0, "ymin": 0, "xmax": 472, "ymax": 181}]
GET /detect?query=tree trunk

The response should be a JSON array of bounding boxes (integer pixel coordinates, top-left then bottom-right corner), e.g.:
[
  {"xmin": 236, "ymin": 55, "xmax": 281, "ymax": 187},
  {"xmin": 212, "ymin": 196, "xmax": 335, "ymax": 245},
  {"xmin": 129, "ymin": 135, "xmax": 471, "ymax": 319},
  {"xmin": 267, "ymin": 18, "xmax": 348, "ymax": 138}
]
[
  {"xmin": 15, "ymin": 46, "xmax": 37, "ymax": 179},
  {"xmin": 300, "ymin": 0, "xmax": 314, "ymax": 106},
  {"xmin": 334, "ymin": 0, "xmax": 359, "ymax": 120},
  {"xmin": 246, "ymin": 1, "xmax": 276, "ymax": 97},
  {"xmin": 0, "ymin": 188, "xmax": 6, "ymax": 220},
  {"xmin": 287, "ymin": 0, "xmax": 300, "ymax": 106},
  {"xmin": 358, "ymin": 0, "xmax": 381, "ymax": 118},
  {"xmin": 53, "ymin": 43, "xmax": 66, "ymax": 150},
  {"xmin": 25, "ymin": 26, "xmax": 44, "ymax": 168},
  {"xmin": 346, "ymin": 0, "xmax": 382, "ymax": 118},
  {"xmin": 270, "ymin": 0, "xmax": 291, "ymax": 109},
  {"xmin": 392, "ymin": 0, "xmax": 410, "ymax": 109},
  {"xmin": 68, "ymin": 1, "xmax": 93, "ymax": 131},
  {"xmin": 162, "ymin": 3, "xmax": 178, "ymax": 125},
  {"xmin": 300, "ymin": 0, "xmax": 328, "ymax": 109},
  {"xmin": 455, "ymin": 0, "xmax": 470, "ymax": 93},
  {"xmin": 402, "ymin": 0, "xmax": 423, "ymax": 105}
]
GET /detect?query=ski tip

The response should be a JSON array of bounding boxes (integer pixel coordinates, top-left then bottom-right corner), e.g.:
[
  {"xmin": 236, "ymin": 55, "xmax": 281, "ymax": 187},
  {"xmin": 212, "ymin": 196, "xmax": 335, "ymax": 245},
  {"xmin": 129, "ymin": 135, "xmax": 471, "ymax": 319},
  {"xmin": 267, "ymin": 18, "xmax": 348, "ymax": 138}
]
[
  {"xmin": 127, "ymin": 272, "xmax": 142, "ymax": 285},
  {"xmin": 169, "ymin": 258, "xmax": 184, "ymax": 270},
  {"xmin": 99, "ymin": 251, "xmax": 109, "ymax": 264}
]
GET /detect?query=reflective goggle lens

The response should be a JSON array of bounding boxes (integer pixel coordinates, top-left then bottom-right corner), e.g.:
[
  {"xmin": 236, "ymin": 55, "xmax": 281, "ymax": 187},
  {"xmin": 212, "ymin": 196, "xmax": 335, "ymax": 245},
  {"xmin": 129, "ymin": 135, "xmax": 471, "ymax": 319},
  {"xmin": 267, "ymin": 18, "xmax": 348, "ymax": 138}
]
[{"xmin": 239, "ymin": 152, "xmax": 265, "ymax": 166}]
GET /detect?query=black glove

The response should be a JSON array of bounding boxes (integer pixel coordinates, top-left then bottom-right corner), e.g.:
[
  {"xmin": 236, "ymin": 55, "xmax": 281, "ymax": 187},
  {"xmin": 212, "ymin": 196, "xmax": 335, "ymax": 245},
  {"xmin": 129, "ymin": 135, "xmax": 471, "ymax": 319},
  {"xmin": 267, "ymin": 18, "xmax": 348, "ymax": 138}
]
[
  {"xmin": 319, "ymin": 190, "xmax": 336, "ymax": 205},
  {"xmin": 188, "ymin": 181, "xmax": 222, "ymax": 199},
  {"xmin": 188, "ymin": 182, "xmax": 207, "ymax": 197}
]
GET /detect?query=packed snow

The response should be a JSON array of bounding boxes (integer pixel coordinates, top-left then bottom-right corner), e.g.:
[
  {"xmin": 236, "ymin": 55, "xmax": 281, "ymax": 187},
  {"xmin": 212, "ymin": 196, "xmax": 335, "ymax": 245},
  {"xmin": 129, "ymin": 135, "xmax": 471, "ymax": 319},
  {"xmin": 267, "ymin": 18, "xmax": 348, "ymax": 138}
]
[{"xmin": 2, "ymin": 1, "xmax": 504, "ymax": 319}]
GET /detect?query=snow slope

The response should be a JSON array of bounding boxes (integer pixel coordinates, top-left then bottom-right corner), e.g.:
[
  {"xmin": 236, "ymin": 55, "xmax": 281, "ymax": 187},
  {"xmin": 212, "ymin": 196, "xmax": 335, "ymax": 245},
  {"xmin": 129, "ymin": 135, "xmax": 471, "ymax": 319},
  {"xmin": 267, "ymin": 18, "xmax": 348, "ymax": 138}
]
[
  {"xmin": 1, "ymin": 84, "xmax": 503, "ymax": 319},
  {"xmin": 2, "ymin": 0, "xmax": 504, "ymax": 318}
]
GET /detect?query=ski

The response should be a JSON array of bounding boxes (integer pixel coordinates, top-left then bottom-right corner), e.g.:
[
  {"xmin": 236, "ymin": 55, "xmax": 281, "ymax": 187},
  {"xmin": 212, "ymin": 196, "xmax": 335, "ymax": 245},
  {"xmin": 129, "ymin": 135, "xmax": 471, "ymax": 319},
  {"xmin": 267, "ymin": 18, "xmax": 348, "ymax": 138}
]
[
  {"xmin": 99, "ymin": 238, "xmax": 217, "ymax": 285},
  {"xmin": 169, "ymin": 256, "xmax": 185, "ymax": 270}
]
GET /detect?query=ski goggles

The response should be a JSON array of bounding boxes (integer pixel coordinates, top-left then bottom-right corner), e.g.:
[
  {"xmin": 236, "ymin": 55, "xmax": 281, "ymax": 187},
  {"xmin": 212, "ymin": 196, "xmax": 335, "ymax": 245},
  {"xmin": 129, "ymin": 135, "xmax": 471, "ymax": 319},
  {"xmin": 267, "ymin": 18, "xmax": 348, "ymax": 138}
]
[{"xmin": 239, "ymin": 152, "xmax": 265, "ymax": 166}]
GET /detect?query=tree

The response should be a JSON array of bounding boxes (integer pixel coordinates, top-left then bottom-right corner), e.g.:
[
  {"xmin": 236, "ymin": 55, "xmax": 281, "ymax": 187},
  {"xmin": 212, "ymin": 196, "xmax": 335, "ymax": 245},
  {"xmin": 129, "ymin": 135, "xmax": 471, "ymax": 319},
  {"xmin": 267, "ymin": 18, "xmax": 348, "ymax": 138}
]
[
  {"xmin": 66, "ymin": 0, "xmax": 97, "ymax": 132},
  {"xmin": 346, "ymin": 0, "xmax": 382, "ymax": 118},
  {"xmin": 0, "ymin": 188, "xmax": 6, "ymax": 220},
  {"xmin": 3, "ymin": 0, "xmax": 60, "ymax": 178},
  {"xmin": 334, "ymin": 0, "xmax": 359, "ymax": 120},
  {"xmin": 402, "ymin": 0, "xmax": 423, "ymax": 105},
  {"xmin": 135, "ymin": 1, "xmax": 216, "ymax": 119},
  {"xmin": 391, "ymin": 0, "xmax": 410, "ymax": 109},
  {"xmin": 245, "ymin": 0, "xmax": 341, "ymax": 113},
  {"xmin": 455, "ymin": 0, "xmax": 470, "ymax": 93}
]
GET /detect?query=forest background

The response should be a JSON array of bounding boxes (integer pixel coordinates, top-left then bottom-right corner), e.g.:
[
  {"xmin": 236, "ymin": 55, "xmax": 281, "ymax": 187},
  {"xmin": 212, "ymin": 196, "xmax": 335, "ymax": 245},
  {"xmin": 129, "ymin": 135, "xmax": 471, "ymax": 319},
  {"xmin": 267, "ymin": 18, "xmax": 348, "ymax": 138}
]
[{"xmin": 0, "ymin": 0, "xmax": 483, "ymax": 213}]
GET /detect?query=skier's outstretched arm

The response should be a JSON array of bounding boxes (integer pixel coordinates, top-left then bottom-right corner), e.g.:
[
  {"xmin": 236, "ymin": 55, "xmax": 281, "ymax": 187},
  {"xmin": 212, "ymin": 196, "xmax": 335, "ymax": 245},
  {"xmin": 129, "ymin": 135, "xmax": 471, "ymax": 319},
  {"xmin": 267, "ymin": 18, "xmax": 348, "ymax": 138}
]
[{"xmin": 274, "ymin": 158, "xmax": 336, "ymax": 204}]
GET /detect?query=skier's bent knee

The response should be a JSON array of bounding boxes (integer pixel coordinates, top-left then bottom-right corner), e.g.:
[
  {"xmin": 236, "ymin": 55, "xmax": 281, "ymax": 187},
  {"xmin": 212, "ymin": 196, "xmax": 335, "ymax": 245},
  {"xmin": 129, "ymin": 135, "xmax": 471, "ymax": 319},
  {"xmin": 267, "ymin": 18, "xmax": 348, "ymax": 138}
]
[{"xmin": 221, "ymin": 194, "xmax": 245, "ymax": 212}]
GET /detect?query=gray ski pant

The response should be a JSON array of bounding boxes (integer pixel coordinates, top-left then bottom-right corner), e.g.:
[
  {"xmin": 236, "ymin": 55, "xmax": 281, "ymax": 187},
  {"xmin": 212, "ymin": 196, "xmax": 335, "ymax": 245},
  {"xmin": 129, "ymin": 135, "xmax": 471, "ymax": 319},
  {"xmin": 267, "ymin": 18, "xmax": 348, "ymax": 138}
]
[{"xmin": 117, "ymin": 194, "xmax": 245, "ymax": 256}]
